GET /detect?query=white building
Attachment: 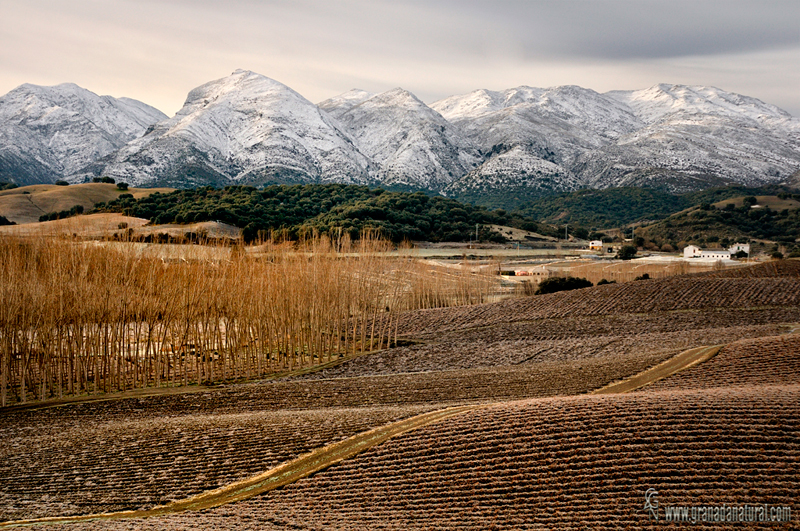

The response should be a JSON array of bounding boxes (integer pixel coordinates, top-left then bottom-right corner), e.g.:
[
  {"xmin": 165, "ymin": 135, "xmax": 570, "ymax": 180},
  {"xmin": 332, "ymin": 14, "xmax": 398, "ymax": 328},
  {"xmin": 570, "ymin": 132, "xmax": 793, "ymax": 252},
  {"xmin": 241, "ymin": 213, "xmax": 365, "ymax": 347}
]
[
  {"xmin": 589, "ymin": 240, "xmax": 604, "ymax": 251},
  {"xmin": 700, "ymin": 249, "xmax": 731, "ymax": 259},
  {"xmin": 729, "ymin": 243, "xmax": 750, "ymax": 255},
  {"xmin": 683, "ymin": 245, "xmax": 731, "ymax": 260},
  {"xmin": 683, "ymin": 245, "xmax": 702, "ymax": 258}
]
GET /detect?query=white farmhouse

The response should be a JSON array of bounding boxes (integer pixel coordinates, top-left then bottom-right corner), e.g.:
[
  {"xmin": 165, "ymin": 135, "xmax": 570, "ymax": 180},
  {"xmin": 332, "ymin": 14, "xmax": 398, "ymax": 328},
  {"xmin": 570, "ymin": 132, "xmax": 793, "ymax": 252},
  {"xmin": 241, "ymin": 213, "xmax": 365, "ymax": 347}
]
[
  {"xmin": 589, "ymin": 240, "xmax": 604, "ymax": 251},
  {"xmin": 683, "ymin": 245, "xmax": 731, "ymax": 260},
  {"xmin": 683, "ymin": 245, "xmax": 702, "ymax": 258},
  {"xmin": 700, "ymin": 249, "xmax": 731, "ymax": 259}
]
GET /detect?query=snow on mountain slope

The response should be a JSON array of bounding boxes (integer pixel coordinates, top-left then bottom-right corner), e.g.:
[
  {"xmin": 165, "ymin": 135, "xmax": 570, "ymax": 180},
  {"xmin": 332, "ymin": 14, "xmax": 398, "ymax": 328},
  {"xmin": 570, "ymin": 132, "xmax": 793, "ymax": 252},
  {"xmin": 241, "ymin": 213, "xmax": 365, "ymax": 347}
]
[
  {"xmin": 318, "ymin": 89, "xmax": 375, "ymax": 120},
  {"xmin": 435, "ymin": 83, "xmax": 800, "ymax": 192},
  {"xmin": 432, "ymin": 85, "xmax": 641, "ymax": 157},
  {"xmin": 584, "ymin": 84, "xmax": 800, "ymax": 191},
  {"xmin": 88, "ymin": 70, "xmax": 375, "ymax": 187},
  {"xmin": 432, "ymin": 85, "xmax": 639, "ymax": 194},
  {"xmin": 0, "ymin": 83, "xmax": 166, "ymax": 185},
  {"xmin": 607, "ymin": 84, "xmax": 795, "ymax": 126},
  {"xmin": 328, "ymin": 88, "xmax": 482, "ymax": 190},
  {"xmin": 443, "ymin": 145, "xmax": 580, "ymax": 202}
]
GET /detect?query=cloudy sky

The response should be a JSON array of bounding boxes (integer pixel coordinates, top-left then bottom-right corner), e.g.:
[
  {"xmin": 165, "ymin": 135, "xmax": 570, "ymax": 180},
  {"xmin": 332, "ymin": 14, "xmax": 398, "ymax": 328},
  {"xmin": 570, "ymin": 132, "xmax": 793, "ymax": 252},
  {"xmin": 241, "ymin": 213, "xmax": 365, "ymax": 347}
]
[{"xmin": 1, "ymin": 0, "xmax": 798, "ymax": 116}]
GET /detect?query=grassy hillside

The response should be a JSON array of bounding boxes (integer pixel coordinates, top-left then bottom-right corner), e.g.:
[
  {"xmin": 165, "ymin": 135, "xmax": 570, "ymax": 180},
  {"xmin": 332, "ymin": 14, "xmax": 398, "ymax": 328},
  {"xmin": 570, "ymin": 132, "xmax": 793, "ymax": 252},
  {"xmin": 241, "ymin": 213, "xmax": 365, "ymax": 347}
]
[
  {"xmin": 95, "ymin": 184, "xmax": 558, "ymax": 242},
  {"xmin": 0, "ymin": 183, "xmax": 173, "ymax": 224}
]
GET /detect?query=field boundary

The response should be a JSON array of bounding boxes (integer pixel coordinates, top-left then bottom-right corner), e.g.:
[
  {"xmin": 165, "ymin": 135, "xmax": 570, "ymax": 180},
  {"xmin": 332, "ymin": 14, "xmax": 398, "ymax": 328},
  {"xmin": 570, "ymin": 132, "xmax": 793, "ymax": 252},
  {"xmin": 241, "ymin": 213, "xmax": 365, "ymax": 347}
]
[
  {"xmin": 590, "ymin": 345, "xmax": 723, "ymax": 395},
  {"xmin": 0, "ymin": 349, "xmax": 380, "ymax": 414}
]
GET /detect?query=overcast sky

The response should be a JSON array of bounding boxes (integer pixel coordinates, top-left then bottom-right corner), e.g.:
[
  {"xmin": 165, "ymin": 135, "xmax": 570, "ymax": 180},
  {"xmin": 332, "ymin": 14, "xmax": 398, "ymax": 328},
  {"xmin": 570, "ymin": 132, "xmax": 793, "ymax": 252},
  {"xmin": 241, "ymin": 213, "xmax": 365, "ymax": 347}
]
[{"xmin": 1, "ymin": 0, "xmax": 798, "ymax": 116}]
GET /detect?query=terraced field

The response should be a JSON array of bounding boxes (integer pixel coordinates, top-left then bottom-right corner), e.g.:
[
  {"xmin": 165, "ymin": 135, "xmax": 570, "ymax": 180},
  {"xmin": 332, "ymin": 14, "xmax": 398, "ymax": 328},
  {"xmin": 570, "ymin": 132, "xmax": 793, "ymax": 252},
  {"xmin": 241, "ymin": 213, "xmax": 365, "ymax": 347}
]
[
  {"xmin": 0, "ymin": 406, "xmax": 439, "ymax": 521},
  {"xmin": 0, "ymin": 347, "xmax": 678, "ymax": 523},
  {"xmin": 305, "ymin": 321, "xmax": 791, "ymax": 379},
  {"xmin": 2, "ymin": 260, "xmax": 799, "ymax": 529}
]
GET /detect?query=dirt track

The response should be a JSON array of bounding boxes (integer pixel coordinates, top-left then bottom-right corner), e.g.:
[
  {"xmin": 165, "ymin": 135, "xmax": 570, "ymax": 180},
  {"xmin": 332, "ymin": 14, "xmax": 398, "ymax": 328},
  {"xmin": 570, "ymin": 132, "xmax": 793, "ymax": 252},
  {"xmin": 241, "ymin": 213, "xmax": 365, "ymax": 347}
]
[
  {"xmin": 0, "ymin": 406, "xmax": 479, "ymax": 527},
  {"xmin": 591, "ymin": 345, "xmax": 722, "ymax": 394}
]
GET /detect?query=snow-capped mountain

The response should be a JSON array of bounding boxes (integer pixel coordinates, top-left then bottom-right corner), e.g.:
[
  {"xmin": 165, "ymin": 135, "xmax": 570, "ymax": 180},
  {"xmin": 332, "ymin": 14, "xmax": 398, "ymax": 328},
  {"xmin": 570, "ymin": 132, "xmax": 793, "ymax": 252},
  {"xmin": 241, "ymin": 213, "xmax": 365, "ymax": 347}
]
[
  {"xmin": 580, "ymin": 84, "xmax": 800, "ymax": 191},
  {"xmin": 432, "ymin": 85, "xmax": 642, "ymax": 165},
  {"xmin": 320, "ymin": 88, "xmax": 481, "ymax": 190},
  {"xmin": 435, "ymin": 83, "xmax": 800, "ymax": 194},
  {"xmin": 84, "ymin": 70, "xmax": 375, "ymax": 187},
  {"xmin": 1, "ymin": 73, "xmax": 798, "ymax": 198},
  {"xmin": 0, "ymin": 83, "xmax": 166, "ymax": 185}
]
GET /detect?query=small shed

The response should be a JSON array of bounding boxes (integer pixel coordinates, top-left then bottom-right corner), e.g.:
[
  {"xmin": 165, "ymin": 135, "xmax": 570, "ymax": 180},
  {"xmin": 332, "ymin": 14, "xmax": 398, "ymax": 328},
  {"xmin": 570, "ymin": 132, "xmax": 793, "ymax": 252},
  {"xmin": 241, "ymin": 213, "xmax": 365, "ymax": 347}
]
[{"xmin": 729, "ymin": 243, "xmax": 750, "ymax": 255}]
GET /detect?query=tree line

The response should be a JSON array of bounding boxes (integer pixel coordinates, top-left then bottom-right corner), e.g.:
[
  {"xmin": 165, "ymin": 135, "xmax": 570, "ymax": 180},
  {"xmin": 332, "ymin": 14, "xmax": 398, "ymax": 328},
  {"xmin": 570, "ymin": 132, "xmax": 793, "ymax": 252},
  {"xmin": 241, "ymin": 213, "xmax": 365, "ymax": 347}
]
[{"xmin": 93, "ymin": 184, "xmax": 558, "ymax": 242}]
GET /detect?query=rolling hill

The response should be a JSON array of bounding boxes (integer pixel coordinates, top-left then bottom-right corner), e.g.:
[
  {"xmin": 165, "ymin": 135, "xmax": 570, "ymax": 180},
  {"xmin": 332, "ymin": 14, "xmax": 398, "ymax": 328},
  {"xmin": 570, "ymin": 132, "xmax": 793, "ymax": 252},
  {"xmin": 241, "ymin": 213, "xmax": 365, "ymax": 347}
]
[{"xmin": 0, "ymin": 183, "xmax": 172, "ymax": 224}]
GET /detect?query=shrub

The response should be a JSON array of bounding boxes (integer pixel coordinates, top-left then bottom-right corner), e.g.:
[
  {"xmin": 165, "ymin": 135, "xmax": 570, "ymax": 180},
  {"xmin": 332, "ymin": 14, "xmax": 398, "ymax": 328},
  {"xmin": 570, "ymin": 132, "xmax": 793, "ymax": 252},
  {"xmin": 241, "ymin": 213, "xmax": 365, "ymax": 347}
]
[
  {"xmin": 634, "ymin": 273, "xmax": 651, "ymax": 281},
  {"xmin": 38, "ymin": 204, "xmax": 85, "ymax": 222},
  {"xmin": 54, "ymin": 180, "xmax": 69, "ymax": 186},
  {"xmin": 0, "ymin": 215, "xmax": 15, "ymax": 226},
  {"xmin": 596, "ymin": 279, "xmax": 616, "ymax": 285},
  {"xmin": 616, "ymin": 245, "xmax": 637, "ymax": 260},
  {"xmin": 534, "ymin": 276, "xmax": 593, "ymax": 295},
  {"xmin": 117, "ymin": 182, "xmax": 129, "ymax": 191}
]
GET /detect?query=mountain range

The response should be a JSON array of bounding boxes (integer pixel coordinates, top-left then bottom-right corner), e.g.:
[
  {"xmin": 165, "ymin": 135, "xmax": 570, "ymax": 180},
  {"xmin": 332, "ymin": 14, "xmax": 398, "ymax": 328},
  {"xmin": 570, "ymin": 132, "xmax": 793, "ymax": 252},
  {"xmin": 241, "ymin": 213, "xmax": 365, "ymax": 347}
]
[{"xmin": 1, "ymin": 70, "xmax": 798, "ymax": 202}]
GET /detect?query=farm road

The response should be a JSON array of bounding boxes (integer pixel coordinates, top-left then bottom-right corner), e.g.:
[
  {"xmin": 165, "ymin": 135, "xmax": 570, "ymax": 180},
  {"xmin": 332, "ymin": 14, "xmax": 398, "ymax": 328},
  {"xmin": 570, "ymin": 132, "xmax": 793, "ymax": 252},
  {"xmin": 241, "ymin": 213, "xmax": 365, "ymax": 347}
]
[{"xmin": 591, "ymin": 345, "xmax": 722, "ymax": 394}]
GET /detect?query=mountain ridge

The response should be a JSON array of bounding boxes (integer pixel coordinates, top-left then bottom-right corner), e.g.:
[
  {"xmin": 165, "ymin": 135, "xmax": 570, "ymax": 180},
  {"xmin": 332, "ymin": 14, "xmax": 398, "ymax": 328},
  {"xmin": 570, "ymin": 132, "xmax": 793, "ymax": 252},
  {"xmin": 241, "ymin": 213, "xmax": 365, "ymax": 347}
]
[
  {"xmin": 1, "ymin": 73, "xmax": 798, "ymax": 198},
  {"xmin": 0, "ymin": 82, "xmax": 166, "ymax": 185}
]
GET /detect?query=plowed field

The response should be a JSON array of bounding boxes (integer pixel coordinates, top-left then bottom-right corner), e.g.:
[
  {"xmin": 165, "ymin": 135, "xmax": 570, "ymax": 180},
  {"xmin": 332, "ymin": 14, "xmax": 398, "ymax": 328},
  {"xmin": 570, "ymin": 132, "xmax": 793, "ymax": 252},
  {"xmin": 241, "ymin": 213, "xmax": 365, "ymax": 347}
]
[{"xmin": 30, "ymin": 385, "xmax": 798, "ymax": 530}]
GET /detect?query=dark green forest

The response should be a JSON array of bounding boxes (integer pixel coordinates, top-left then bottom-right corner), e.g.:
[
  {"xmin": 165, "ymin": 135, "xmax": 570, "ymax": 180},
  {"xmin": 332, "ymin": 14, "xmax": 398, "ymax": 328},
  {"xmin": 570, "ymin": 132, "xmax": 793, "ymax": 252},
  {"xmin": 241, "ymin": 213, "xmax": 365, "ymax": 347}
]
[
  {"xmin": 509, "ymin": 185, "xmax": 784, "ymax": 229},
  {"xmin": 94, "ymin": 184, "xmax": 557, "ymax": 242}
]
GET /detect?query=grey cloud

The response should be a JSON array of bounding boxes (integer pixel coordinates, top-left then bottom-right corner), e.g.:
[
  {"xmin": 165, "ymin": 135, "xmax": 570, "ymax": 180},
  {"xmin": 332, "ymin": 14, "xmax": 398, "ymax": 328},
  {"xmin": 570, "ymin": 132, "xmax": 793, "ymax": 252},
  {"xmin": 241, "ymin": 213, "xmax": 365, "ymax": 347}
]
[
  {"xmin": 421, "ymin": 0, "xmax": 799, "ymax": 60},
  {"xmin": 1, "ymin": 0, "xmax": 798, "ymax": 117}
]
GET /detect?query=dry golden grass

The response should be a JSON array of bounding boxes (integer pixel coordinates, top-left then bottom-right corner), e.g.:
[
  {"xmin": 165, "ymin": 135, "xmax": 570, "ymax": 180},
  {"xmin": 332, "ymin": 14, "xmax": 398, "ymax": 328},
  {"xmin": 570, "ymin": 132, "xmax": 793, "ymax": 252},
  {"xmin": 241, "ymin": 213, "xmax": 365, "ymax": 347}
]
[
  {"xmin": 0, "ymin": 213, "xmax": 149, "ymax": 238},
  {"xmin": 0, "ymin": 183, "xmax": 172, "ymax": 224}
]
